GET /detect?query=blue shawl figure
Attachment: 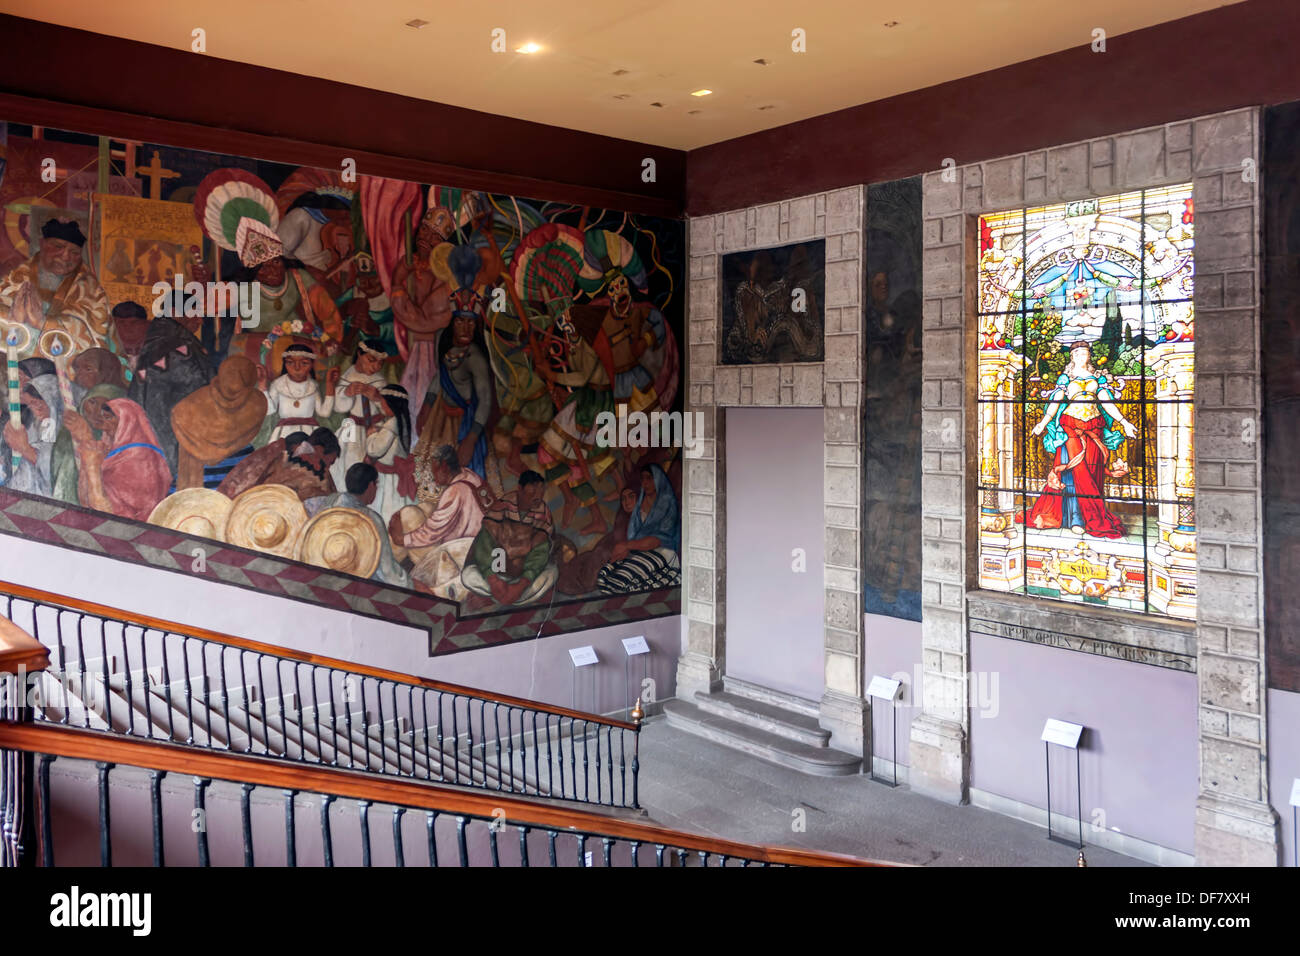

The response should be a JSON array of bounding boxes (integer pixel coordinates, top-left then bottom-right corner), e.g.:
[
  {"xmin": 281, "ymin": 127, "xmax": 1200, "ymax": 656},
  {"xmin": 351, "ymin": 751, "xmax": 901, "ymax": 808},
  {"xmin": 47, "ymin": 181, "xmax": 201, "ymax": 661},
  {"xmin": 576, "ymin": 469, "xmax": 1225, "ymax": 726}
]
[
  {"xmin": 627, "ymin": 462, "xmax": 680, "ymax": 553},
  {"xmin": 598, "ymin": 463, "xmax": 681, "ymax": 594}
]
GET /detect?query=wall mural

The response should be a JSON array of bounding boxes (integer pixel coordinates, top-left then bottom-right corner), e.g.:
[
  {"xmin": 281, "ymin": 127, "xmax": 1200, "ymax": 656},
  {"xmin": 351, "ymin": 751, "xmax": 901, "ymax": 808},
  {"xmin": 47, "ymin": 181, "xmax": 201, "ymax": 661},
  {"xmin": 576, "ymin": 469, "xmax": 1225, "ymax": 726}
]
[
  {"xmin": 0, "ymin": 122, "xmax": 685, "ymax": 637},
  {"xmin": 719, "ymin": 239, "xmax": 824, "ymax": 365},
  {"xmin": 862, "ymin": 178, "xmax": 922, "ymax": 621},
  {"xmin": 976, "ymin": 186, "xmax": 1196, "ymax": 619},
  {"xmin": 1264, "ymin": 100, "xmax": 1300, "ymax": 693}
]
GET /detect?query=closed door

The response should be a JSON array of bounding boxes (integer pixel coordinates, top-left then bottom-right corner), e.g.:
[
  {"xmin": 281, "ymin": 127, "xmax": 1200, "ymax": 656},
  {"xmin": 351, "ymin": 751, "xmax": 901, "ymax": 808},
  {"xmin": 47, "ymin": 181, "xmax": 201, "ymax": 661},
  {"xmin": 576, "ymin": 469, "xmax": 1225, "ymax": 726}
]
[{"xmin": 724, "ymin": 407, "xmax": 825, "ymax": 700}]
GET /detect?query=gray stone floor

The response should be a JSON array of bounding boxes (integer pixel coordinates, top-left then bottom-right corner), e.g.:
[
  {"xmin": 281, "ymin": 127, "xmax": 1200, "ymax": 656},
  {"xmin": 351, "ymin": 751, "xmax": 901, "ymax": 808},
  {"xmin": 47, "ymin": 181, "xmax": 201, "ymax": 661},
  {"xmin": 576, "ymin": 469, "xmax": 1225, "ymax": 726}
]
[{"xmin": 636, "ymin": 717, "xmax": 1148, "ymax": 867}]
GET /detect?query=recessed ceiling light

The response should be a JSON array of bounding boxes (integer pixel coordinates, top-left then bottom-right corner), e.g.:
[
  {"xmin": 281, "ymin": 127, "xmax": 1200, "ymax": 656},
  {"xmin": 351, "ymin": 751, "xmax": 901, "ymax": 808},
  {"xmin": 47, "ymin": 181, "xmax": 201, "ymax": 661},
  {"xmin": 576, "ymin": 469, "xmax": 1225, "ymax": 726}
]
[
  {"xmin": 613, "ymin": 93, "xmax": 630, "ymax": 100},
  {"xmin": 753, "ymin": 58, "xmax": 769, "ymax": 65},
  {"xmin": 691, "ymin": 89, "xmax": 712, "ymax": 97},
  {"xmin": 883, "ymin": 20, "xmax": 899, "ymax": 27},
  {"xmin": 688, "ymin": 110, "xmax": 702, "ymax": 115},
  {"xmin": 612, "ymin": 68, "xmax": 629, "ymax": 76},
  {"xmin": 757, "ymin": 104, "xmax": 775, "ymax": 111},
  {"xmin": 405, "ymin": 18, "xmax": 428, "ymax": 28},
  {"xmin": 516, "ymin": 42, "xmax": 542, "ymax": 54},
  {"xmin": 650, "ymin": 102, "xmax": 664, "ymax": 108}
]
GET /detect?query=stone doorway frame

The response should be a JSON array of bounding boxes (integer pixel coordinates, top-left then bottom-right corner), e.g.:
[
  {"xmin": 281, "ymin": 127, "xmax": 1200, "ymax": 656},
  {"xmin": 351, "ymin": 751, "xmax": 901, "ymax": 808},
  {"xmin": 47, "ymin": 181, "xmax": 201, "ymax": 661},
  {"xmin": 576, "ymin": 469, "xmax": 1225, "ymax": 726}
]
[{"xmin": 675, "ymin": 187, "xmax": 869, "ymax": 753}]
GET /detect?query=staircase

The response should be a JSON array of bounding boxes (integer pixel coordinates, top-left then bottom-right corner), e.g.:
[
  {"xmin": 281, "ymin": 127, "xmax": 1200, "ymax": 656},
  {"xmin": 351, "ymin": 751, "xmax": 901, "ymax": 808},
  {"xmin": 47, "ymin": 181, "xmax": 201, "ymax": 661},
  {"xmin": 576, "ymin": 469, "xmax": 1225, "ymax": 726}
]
[
  {"xmin": 0, "ymin": 605, "xmax": 884, "ymax": 868},
  {"xmin": 663, "ymin": 677, "xmax": 861, "ymax": 776}
]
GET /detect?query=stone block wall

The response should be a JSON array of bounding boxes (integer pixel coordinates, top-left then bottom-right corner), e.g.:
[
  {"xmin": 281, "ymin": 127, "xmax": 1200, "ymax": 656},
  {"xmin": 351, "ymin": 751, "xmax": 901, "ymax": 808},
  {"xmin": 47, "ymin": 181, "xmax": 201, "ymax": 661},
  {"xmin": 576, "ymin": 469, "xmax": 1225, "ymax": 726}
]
[
  {"xmin": 677, "ymin": 189, "xmax": 869, "ymax": 753},
  {"xmin": 915, "ymin": 107, "xmax": 1278, "ymax": 865}
]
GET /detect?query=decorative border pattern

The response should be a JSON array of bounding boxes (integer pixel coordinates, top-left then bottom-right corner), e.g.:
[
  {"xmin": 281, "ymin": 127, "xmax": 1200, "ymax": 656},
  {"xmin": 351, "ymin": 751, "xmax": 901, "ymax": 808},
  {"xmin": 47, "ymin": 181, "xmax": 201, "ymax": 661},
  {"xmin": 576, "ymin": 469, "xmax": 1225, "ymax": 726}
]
[{"xmin": 0, "ymin": 488, "xmax": 679, "ymax": 655}]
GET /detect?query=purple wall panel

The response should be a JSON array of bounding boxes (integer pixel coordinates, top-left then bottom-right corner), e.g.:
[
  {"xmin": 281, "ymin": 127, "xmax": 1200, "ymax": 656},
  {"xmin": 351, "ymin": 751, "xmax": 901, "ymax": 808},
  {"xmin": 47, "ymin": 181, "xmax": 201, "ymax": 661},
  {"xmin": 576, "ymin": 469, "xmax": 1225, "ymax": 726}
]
[
  {"xmin": 969, "ymin": 633, "xmax": 1198, "ymax": 855},
  {"xmin": 724, "ymin": 408, "xmax": 825, "ymax": 701},
  {"xmin": 862, "ymin": 613, "xmax": 923, "ymax": 770}
]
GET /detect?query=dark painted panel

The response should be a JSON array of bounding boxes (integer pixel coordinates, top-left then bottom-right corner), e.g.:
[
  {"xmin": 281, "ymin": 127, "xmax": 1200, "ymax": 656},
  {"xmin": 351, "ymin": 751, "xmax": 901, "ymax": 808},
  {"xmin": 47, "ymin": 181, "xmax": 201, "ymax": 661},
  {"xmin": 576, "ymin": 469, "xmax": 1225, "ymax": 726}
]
[
  {"xmin": 862, "ymin": 178, "xmax": 922, "ymax": 621},
  {"xmin": 1263, "ymin": 100, "xmax": 1300, "ymax": 692}
]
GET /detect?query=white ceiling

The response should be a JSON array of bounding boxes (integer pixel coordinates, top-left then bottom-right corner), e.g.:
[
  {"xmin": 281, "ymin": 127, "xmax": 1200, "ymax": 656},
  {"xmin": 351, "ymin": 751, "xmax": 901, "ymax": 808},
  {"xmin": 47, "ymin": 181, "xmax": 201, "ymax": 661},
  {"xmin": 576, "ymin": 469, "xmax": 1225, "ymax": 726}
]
[{"xmin": 2, "ymin": 0, "xmax": 1239, "ymax": 149}]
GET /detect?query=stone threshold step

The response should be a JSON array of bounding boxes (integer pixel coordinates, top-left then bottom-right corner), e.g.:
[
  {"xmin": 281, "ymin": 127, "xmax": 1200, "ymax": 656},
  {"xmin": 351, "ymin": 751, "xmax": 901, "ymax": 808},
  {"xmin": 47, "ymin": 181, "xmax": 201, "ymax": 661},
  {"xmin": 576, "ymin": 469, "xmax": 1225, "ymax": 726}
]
[
  {"xmin": 662, "ymin": 700, "xmax": 861, "ymax": 777},
  {"xmin": 692, "ymin": 690, "xmax": 831, "ymax": 747}
]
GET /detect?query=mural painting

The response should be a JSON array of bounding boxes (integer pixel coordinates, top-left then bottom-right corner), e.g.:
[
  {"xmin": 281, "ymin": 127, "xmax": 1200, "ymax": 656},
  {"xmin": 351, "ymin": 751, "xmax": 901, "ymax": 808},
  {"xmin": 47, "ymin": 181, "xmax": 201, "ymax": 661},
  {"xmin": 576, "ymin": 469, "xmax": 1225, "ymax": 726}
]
[
  {"xmin": 719, "ymin": 239, "xmax": 824, "ymax": 365},
  {"xmin": 0, "ymin": 122, "xmax": 685, "ymax": 629},
  {"xmin": 1264, "ymin": 100, "xmax": 1300, "ymax": 692},
  {"xmin": 862, "ymin": 177, "xmax": 923, "ymax": 621}
]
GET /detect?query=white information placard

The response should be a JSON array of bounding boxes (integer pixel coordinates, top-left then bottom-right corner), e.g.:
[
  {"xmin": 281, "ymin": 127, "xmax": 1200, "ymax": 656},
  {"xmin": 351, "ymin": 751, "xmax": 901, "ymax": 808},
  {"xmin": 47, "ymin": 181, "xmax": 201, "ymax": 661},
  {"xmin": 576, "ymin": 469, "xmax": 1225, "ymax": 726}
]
[
  {"xmin": 866, "ymin": 675, "xmax": 902, "ymax": 701},
  {"xmin": 568, "ymin": 646, "xmax": 598, "ymax": 667},
  {"xmin": 621, "ymin": 636, "xmax": 650, "ymax": 656},
  {"xmin": 1289, "ymin": 778, "xmax": 1300, "ymax": 808},
  {"xmin": 1041, "ymin": 718, "xmax": 1084, "ymax": 749}
]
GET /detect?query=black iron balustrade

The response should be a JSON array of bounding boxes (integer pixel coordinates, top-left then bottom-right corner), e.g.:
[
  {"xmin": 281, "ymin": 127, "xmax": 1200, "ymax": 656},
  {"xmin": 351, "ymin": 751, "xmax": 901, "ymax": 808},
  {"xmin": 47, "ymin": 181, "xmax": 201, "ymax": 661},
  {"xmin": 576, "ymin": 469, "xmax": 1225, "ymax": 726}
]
[
  {"xmin": 0, "ymin": 582, "xmax": 641, "ymax": 810},
  {"xmin": 0, "ymin": 721, "xmax": 878, "ymax": 868}
]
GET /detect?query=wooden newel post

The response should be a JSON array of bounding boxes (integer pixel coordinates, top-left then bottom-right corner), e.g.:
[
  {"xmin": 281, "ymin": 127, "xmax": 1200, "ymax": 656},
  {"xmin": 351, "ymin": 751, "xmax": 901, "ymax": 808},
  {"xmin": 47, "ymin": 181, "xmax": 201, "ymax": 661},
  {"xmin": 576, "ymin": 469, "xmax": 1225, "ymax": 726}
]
[{"xmin": 0, "ymin": 617, "xmax": 51, "ymax": 867}]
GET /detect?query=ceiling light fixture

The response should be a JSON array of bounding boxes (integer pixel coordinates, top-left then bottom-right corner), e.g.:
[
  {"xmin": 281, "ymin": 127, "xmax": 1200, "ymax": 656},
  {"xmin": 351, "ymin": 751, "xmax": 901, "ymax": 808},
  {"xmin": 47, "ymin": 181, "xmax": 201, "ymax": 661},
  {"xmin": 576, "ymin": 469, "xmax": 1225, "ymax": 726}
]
[
  {"xmin": 516, "ymin": 42, "xmax": 542, "ymax": 54},
  {"xmin": 405, "ymin": 18, "xmax": 428, "ymax": 28},
  {"xmin": 884, "ymin": 20, "xmax": 899, "ymax": 28},
  {"xmin": 691, "ymin": 89, "xmax": 712, "ymax": 97},
  {"xmin": 753, "ymin": 58, "xmax": 769, "ymax": 65}
]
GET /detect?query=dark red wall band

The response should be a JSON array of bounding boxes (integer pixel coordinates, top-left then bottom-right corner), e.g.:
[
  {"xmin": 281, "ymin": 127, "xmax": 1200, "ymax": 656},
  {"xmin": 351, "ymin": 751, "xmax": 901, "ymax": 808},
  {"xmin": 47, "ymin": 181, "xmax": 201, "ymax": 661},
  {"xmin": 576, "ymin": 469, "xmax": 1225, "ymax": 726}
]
[
  {"xmin": 687, "ymin": 0, "xmax": 1300, "ymax": 214},
  {"xmin": 0, "ymin": 14, "xmax": 684, "ymax": 219}
]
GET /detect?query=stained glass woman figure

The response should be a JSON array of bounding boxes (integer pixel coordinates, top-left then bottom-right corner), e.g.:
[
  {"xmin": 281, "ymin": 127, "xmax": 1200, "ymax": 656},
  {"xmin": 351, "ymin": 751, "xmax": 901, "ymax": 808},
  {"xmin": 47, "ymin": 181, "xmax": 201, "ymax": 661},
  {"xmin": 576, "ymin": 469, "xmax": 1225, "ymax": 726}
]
[{"xmin": 1024, "ymin": 343, "xmax": 1137, "ymax": 539}]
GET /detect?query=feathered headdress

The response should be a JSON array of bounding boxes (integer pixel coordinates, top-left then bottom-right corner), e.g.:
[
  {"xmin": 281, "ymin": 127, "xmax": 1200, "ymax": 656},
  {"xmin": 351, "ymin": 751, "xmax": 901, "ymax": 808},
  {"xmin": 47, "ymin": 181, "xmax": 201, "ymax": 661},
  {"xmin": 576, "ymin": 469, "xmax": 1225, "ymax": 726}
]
[{"xmin": 194, "ymin": 169, "xmax": 281, "ymax": 267}]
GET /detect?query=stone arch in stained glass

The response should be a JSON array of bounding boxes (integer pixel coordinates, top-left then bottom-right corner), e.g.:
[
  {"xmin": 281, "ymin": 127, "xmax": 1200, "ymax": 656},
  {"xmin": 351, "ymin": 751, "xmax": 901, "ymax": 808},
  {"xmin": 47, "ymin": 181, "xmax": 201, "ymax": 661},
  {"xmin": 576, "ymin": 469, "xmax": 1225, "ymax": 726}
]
[{"xmin": 975, "ymin": 185, "xmax": 1195, "ymax": 619}]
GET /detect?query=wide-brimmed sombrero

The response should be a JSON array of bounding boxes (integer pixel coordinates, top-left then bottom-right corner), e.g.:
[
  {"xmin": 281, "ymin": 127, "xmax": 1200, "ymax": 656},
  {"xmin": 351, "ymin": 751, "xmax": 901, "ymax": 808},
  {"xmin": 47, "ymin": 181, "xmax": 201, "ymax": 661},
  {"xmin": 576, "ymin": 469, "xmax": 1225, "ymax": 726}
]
[
  {"xmin": 296, "ymin": 507, "xmax": 381, "ymax": 579},
  {"xmin": 225, "ymin": 484, "xmax": 308, "ymax": 558},
  {"xmin": 148, "ymin": 487, "xmax": 234, "ymax": 542}
]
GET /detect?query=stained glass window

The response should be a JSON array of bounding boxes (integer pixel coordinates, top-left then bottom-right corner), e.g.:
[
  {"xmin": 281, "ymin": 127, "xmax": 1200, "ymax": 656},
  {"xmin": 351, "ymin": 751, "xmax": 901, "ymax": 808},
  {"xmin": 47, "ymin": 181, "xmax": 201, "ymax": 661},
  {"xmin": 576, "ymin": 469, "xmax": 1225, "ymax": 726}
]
[{"xmin": 976, "ymin": 185, "xmax": 1195, "ymax": 619}]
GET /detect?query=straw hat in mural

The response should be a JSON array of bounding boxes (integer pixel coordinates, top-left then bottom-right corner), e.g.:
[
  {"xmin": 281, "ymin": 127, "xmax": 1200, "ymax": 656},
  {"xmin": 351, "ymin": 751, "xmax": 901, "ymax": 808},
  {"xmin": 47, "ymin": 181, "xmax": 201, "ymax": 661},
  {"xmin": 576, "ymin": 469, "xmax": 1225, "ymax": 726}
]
[
  {"xmin": 225, "ymin": 484, "xmax": 308, "ymax": 558},
  {"xmin": 296, "ymin": 507, "xmax": 381, "ymax": 579},
  {"xmin": 388, "ymin": 501, "xmax": 434, "ymax": 564},
  {"xmin": 148, "ymin": 488, "xmax": 234, "ymax": 542}
]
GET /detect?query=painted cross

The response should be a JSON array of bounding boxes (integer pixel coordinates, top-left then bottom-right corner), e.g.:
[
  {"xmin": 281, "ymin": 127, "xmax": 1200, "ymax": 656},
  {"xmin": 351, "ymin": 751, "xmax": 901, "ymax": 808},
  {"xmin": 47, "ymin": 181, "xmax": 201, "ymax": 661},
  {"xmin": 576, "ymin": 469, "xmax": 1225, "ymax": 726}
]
[{"xmin": 135, "ymin": 150, "xmax": 180, "ymax": 200}]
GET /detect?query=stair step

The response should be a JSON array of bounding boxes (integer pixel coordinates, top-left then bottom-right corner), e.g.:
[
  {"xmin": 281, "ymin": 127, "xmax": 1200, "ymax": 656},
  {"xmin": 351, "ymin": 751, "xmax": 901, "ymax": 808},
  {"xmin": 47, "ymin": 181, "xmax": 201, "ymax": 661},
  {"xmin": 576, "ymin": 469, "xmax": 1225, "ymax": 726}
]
[
  {"xmin": 662, "ymin": 700, "xmax": 861, "ymax": 777},
  {"xmin": 722, "ymin": 676, "xmax": 821, "ymax": 719},
  {"xmin": 692, "ymin": 691, "xmax": 830, "ymax": 747}
]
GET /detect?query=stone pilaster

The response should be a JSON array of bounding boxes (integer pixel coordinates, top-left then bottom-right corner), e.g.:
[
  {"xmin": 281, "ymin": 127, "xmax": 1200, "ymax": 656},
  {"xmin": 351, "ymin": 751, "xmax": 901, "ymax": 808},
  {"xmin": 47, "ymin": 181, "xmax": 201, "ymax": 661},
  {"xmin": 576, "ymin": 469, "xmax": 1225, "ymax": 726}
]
[
  {"xmin": 1186, "ymin": 108, "xmax": 1279, "ymax": 865},
  {"xmin": 912, "ymin": 166, "xmax": 971, "ymax": 804}
]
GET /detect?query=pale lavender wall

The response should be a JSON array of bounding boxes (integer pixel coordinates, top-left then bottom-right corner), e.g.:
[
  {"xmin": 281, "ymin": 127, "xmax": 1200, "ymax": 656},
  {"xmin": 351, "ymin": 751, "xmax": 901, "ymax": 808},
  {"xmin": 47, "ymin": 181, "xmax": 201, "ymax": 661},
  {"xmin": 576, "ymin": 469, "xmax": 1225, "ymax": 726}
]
[
  {"xmin": 0, "ymin": 534, "xmax": 679, "ymax": 715},
  {"xmin": 724, "ymin": 407, "xmax": 825, "ymax": 701},
  {"xmin": 969, "ymin": 634, "xmax": 1198, "ymax": 855},
  {"xmin": 1268, "ymin": 689, "xmax": 1300, "ymax": 867},
  {"xmin": 862, "ymin": 613, "xmax": 923, "ymax": 769}
]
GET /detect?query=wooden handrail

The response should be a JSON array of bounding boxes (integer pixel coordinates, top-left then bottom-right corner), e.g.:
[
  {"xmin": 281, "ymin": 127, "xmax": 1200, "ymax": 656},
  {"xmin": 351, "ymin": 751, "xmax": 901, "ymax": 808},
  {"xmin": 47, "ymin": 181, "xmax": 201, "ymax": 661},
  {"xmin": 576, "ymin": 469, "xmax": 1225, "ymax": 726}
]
[
  {"xmin": 0, "ymin": 616, "xmax": 49, "ymax": 676},
  {"xmin": 0, "ymin": 721, "xmax": 883, "ymax": 866},
  {"xmin": 0, "ymin": 580, "xmax": 636, "ymax": 730}
]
